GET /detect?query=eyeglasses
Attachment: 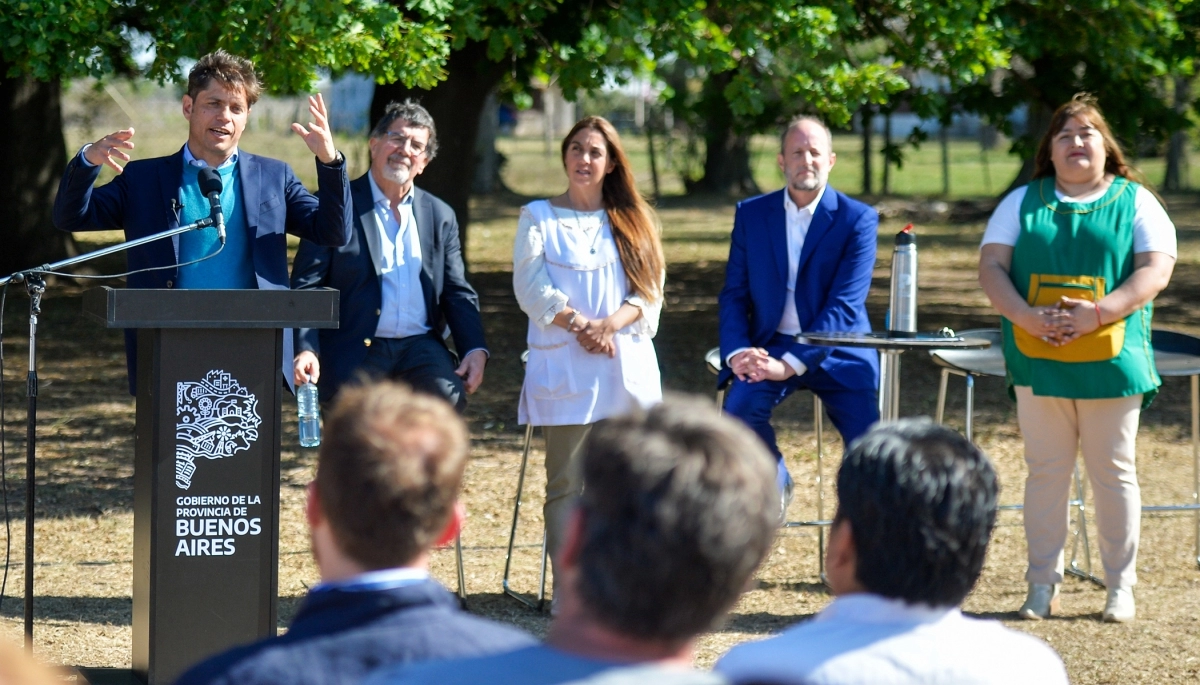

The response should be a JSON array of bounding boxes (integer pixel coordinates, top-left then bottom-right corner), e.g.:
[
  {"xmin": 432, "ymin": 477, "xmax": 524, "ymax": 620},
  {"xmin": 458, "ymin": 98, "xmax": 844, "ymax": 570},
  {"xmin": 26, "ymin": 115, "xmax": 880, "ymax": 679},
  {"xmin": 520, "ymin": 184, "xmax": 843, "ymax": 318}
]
[{"xmin": 381, "ymin": 132, "xmax": 428, "ymax": 155}]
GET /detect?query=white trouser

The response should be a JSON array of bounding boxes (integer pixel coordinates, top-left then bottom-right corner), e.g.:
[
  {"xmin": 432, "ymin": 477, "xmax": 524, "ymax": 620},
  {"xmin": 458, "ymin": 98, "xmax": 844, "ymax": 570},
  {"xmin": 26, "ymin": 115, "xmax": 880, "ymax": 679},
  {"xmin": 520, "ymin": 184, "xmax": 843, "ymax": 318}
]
[{"xmin": 1015, "ymin": 386, "xmax": 1142, "ymax": 589}]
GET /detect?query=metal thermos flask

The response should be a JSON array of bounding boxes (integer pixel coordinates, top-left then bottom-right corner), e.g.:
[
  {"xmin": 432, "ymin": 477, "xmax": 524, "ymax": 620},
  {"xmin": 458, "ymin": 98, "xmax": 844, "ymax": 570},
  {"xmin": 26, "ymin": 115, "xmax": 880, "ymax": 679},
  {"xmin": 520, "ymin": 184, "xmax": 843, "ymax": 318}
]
[{"xmin": 888, "ymin": 224, "xmax": 917, "ymax": 336}]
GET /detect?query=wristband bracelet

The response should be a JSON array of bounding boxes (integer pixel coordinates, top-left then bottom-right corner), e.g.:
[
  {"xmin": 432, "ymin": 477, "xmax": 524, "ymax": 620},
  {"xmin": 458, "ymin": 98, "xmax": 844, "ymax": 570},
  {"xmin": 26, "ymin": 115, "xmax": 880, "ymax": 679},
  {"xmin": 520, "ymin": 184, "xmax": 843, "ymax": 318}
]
[
  {"xmin": 566, "ymin": 310, "xmax": 578, "ymax": 331},
  {"xmin": 1093, "ymin": 301, "xmax": 1104, "ymax": 327}
]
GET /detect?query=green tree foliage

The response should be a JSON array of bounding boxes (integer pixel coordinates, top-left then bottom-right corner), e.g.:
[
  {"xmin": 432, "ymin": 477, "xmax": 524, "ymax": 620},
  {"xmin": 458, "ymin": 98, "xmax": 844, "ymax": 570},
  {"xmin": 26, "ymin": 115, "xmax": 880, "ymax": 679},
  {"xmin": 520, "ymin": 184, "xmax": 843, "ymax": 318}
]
[
  {"xmin": 955, "ymin": 0, "xmax": 1183, "ymax": 189},
  {"xmin": 0, "ymin": 0, "xmax": 452, "ymax": 272}
]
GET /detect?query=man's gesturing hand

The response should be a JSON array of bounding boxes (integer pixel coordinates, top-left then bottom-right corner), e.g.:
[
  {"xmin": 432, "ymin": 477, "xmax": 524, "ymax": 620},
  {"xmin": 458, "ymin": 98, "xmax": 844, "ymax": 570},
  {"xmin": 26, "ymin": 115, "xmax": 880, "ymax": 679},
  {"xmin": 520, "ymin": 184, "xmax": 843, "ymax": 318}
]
[
  {"xmin": 85, "ymin": 128, "xmax": 136, "ymax": 173},
  {"xmin": 291, "ymin": 94, "xmax": 338, "ymax": 165},
  {"xmin": 294, "ymin": 351, "xmax": 321, "ymax": 388},
  {"xmin": 454, "ymin": 349, "xmax": 488, "ymax": 394}
]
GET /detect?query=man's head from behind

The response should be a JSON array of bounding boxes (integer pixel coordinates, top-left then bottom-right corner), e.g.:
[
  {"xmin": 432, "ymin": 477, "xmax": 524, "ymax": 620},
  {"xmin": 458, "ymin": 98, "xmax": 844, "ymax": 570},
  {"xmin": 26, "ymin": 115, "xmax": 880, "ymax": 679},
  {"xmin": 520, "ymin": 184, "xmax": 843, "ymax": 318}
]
[
  {"xmin": 309, "ymin": 381, "xmax": 467, "ymax": 575},
  {"xmin": 558, "ymin": 397, "xmax": 778, "ymax": 646},
  {"xmin": 828, "ymin": 419, "xmax": 999, "ymax": 607}
]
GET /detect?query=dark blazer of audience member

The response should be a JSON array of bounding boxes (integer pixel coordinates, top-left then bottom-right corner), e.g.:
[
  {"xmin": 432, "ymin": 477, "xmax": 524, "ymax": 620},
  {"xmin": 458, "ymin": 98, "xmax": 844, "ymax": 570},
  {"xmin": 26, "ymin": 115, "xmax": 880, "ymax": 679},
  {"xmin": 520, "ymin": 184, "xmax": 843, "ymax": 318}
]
[
  {"xmin": 175, "ymin": 381, "xmax": 534, "ymax": 685},
  {"xmin": 292, "ymin": 101, "xmax": 487, "ymax": 408},
  {"xmin": 716, "ymin": 421, "xmax": 1068, "ymax": 685},
  {"xmin": 366, "ymin": 397, "xmax": 780, "ymax": 685}
]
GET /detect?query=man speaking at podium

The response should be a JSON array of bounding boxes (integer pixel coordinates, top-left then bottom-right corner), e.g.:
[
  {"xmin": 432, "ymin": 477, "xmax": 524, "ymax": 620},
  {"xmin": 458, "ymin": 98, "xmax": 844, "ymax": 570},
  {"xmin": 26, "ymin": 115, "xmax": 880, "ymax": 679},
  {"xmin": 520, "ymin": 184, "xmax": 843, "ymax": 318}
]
[{"xmin": 53, "ymin": 50, "xmax": 353, "ymax": 394}]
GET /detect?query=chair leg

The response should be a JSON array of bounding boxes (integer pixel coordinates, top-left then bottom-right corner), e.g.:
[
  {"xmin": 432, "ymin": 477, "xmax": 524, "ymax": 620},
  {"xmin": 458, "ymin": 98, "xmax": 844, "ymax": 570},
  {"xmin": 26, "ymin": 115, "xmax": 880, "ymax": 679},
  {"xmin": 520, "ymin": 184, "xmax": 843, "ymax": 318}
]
[
  {"xmin": 815, "ymin": 396, "xmax": 827, "ymax": 586},
  {"xmin": 454, "ymin": 532, "xmax": 467, "ymax": 609},
  {"xmin": 503, "ymin": 424, "xmax": 547, "ymax": 610},
  {"xmin": 1193, "ymin": 375, "xmax": 1199, "ymax": 569},
  {"xmin": 716, "ymin": 388, "xmax": 725, "ymax": 415},
  {"xmin": 965, "ymin": 374, "xmax": 975, "ymax": 442},
  {"xmin": 1067, "ymin": 463, "xmax": 1104, "ymax": 587},
  {"xmin": 935, "ymin": 369, "xmax": 949, "ymax": 425}
]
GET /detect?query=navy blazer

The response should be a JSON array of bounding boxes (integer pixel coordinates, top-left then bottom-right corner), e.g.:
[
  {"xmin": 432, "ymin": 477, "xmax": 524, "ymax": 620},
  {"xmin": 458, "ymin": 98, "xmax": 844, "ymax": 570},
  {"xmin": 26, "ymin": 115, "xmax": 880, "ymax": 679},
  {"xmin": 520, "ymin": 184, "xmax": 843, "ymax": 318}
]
[
  {"xmin": 718, "ymin": 187, "xmax": 879, "ymax": 390},
  {"xmin": 291, "ymin": 174, "xmax": 487, "ymax": 403},
  {"xmin": 174, "ymin": 579, "xmax": 536, "ymax": 685},
  {"xmin": 53, "ymin": 146, "xmax": 352, "ymax": 394}
]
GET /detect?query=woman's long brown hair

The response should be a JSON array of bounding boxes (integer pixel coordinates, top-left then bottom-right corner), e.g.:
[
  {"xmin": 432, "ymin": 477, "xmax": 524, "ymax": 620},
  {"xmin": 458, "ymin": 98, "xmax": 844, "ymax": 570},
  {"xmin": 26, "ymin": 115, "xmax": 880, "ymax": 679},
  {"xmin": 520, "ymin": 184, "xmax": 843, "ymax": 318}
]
[
  {"xmin": 1032, "ymin": 93, "xmax": 1147, "ymax": 186},
  {"xmin": 561, "ymin": 116, "xmax": 665, "ymax": 303}
]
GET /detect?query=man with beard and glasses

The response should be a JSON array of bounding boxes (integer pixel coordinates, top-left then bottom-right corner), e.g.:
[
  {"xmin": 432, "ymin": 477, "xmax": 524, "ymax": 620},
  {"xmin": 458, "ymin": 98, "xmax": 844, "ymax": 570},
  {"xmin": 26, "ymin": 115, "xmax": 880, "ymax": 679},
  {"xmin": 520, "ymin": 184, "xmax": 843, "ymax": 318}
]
[
  {"xmin": 291, "ymin": 100, "xmax": 488, "ymax": 410},
  {"xmin": 717, "ymin": 115, "xmax": 880, "ymax": 518}
]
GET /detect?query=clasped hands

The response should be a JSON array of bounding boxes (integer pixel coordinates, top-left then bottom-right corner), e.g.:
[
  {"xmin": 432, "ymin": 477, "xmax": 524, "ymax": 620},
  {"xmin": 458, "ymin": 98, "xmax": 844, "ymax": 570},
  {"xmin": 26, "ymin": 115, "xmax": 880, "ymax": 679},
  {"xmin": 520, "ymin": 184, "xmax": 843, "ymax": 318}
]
[
  {"xmin": 1019, "ymin": 296, "xmax": 1105, "ymax": 346},
  {"xmin": 730, "ymin": 348, "xmax": 796, "ymax": 383},
  {"xmin": 568, "ymin": 315, "xmax": 618, "ymax": 358}
]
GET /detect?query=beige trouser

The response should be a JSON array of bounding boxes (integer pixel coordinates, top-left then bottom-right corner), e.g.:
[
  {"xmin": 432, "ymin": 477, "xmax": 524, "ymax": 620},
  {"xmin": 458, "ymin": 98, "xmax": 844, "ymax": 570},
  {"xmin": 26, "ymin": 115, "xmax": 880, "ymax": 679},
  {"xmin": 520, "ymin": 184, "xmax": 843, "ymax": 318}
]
[
  {"xmin": 1015, "ymin": 386, "xmax": 1142, "ymax": 589},
  {"xmin": 542, "ymin": 424, "xmax": 592, "ymax": 572}
]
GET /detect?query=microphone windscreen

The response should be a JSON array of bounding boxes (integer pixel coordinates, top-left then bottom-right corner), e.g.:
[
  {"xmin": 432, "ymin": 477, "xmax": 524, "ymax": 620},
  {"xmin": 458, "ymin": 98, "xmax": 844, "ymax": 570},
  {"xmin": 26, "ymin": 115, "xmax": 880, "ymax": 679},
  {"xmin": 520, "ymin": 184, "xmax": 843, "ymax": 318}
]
[{"xmin": 198, "ymin": 167, "xmax": 223, "ymax": 197}]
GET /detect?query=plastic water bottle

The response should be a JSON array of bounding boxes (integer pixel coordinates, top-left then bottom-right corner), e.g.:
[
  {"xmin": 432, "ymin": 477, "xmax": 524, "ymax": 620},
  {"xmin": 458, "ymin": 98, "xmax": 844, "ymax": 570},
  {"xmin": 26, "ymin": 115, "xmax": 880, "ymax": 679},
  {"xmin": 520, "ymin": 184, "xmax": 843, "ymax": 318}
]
[{"xmin": 297, "ymin": 382, "xmax": 321, "ymax": 447}]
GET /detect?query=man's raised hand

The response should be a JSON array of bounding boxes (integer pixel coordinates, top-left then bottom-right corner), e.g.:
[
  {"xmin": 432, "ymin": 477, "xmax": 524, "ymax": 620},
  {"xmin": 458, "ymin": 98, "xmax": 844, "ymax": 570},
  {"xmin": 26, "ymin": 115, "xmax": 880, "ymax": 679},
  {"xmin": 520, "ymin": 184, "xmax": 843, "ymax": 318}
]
[
  {"xmin": 85, "ymin": 128, "xmax": 136, "ymax": 173},
  {"xmin": 290, "ymin": 94, "xmax": 338, "ymax": 165}
]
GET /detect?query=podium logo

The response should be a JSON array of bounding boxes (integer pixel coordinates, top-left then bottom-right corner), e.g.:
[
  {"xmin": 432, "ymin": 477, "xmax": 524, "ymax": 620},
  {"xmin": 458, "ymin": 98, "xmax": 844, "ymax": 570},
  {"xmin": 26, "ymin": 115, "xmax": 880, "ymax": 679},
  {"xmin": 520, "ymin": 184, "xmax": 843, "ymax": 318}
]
[{"xmin": 176, "ymin": 370, "xmax": 262, "ymax": 490}]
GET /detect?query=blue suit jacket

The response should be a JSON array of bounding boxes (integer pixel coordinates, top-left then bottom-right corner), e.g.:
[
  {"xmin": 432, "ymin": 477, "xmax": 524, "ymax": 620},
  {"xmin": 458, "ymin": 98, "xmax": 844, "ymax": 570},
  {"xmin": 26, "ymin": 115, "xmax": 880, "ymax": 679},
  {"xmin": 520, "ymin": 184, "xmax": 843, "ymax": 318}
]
[
  {"xmin": 718, "ymin": 187, "xmax": 879, "ymax": 390},
  {"xmin": 174, "ymin": 579, "xmax": 536, "ymax": 685},
  {"xmin": 291, "ymin": 174, "xmax": 487, "ymax": 403},
  {"xmin": 53, "ymin": 147, "xmax": 352, "ymax": 394}
]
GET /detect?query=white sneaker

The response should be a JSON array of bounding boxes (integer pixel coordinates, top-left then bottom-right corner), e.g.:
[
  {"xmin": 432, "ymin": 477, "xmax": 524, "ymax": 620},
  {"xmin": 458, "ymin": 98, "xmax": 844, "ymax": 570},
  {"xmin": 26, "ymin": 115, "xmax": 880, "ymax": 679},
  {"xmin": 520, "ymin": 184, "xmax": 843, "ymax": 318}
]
[
  {"xmin": 1103, "ymin": 588, "xmax": 1135, "ymax": 622},
  {"xmin": 1018, "ymin": 583, "xmax": 1060, "ymax": 620}
]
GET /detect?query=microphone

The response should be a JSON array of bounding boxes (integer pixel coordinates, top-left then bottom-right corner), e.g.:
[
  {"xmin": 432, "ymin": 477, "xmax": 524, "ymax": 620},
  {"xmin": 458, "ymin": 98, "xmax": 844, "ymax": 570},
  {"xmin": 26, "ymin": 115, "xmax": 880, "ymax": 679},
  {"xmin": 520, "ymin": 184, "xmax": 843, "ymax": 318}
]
[{"xmin": 197, "ymin": 167, "xmax": 226, "ymax": 244}]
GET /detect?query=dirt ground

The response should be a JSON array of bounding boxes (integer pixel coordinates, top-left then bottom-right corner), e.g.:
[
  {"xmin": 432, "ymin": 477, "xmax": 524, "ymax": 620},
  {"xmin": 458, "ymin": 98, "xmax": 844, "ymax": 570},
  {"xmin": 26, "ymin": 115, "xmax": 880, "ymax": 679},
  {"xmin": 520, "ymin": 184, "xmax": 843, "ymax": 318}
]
[{"xmin": 2, "ymin": 190, "xmax": 1200, "ymax": 683}]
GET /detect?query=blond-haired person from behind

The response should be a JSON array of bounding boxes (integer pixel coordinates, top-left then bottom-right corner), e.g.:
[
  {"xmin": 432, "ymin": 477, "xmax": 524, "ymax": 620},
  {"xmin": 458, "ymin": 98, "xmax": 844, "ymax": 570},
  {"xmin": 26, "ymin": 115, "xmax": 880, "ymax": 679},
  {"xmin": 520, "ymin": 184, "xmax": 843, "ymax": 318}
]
[{"xmin": 512, "ymin": 116, "xmax": 666, "ymax": 604}]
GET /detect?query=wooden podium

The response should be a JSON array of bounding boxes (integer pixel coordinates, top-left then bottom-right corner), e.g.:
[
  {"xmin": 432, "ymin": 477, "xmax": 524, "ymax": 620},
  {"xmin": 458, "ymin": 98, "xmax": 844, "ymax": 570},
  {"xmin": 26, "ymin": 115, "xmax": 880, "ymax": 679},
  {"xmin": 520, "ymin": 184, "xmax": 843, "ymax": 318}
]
[{"xmin": 82, "ymin": 287, "xmax": 339, "ymax": 685}]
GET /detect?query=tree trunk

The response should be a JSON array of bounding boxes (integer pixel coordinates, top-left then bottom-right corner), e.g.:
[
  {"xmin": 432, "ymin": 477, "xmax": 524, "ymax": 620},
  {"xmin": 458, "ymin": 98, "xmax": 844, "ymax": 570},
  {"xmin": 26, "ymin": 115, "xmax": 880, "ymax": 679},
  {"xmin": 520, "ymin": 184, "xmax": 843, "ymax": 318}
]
[
  {"xmin": 861, "ymin": 106, "xmax": 873, "ymax": 195},
  {"xmin": 688, "ymin": 71, "xmax": 759, "ymax": 196},
  {"xmin": 882, "ymin": 111, "xmax": 892, "ymax": 195},
  {"xmin": 1004, "ymin": 99, "xmax": 1055, "ymax": 194},
  {"xmin": 1164, "ymin": 76, "xmax": 1191, "ymax": 191},
  {"xmin": 371, "ymin": 41, "xmax": 507, "ymax": 261},
  {"xmin": 0, "ymin": 67, "xmax": 74, "ymax": 275},
  {"xmin": 472, "ymin": 89, "xmax": 501, "ymax": 195}
]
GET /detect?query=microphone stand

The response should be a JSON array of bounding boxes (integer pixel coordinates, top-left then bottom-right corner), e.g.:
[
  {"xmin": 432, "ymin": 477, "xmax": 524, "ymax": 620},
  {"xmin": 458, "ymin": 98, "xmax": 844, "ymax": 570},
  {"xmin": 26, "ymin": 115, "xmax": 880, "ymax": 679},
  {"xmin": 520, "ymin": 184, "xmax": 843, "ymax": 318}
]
[{"xmin": 0, "ymin": 216, "xmax": 213, "ymax": 650}]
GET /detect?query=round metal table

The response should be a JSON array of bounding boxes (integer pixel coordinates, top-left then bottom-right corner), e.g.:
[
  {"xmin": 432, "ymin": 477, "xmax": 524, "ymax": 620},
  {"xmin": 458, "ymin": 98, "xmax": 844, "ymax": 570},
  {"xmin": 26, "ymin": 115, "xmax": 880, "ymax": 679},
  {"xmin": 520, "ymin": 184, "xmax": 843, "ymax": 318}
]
[{"xmin": 796, "ymin": 331, "xmax": 991, "ymax": 421}]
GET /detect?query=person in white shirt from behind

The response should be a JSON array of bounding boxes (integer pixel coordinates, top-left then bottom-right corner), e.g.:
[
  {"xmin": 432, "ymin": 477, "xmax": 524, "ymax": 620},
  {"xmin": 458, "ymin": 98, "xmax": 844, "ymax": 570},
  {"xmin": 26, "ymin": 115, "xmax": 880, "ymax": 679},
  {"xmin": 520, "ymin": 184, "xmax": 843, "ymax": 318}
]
[{"xmin": 716, "ymin": 420, "xmax": 1069, "ymax": 685}]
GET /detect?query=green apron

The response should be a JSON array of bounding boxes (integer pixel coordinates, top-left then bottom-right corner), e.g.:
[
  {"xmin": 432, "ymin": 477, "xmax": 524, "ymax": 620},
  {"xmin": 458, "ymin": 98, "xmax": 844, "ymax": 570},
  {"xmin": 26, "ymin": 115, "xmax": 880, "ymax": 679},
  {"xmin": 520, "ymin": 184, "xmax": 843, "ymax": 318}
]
[{"xmin": 1001, "ymin": 176, "xmax": 1159, "ymax": 407}]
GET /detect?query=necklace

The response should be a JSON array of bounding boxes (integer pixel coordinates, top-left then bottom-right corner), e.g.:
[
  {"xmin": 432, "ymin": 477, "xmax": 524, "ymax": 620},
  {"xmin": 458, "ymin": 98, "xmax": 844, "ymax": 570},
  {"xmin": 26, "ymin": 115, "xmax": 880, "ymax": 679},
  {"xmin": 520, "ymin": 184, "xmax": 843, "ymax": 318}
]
[
  {"xmin": 552, "ymin": 196, "xmax": 605, "ymax": 254},
  {"xmin": 1038, "ymin": 176, "xmax": 1130, "ymax": 215}
]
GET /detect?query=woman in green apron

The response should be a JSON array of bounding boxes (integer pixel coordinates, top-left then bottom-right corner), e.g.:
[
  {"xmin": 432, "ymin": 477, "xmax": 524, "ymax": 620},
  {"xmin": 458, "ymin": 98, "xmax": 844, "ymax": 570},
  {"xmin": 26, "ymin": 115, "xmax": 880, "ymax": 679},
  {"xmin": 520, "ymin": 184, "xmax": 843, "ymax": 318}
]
[{"xmin": 979, "ymin": 95, "xmax": 1177, "ymax": 623}]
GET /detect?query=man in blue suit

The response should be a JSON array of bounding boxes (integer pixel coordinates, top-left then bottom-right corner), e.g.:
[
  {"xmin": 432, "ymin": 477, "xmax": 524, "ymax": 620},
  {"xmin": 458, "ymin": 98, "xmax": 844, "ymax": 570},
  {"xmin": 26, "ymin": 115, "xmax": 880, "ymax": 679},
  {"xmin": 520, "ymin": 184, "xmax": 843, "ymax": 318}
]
[
  {"xmin": 718, "ymin": 115, "xmax": 880, "ymax": 507},
  {"xmin": 175, "ymin": 380, "xmax": 534, "ymax": 685},
  {"xmin": 291, "ymin": 101, "xmax": 487, "ymax": 410},
  {"xmin": 53, "ymin": 50, "xmax": 352, "ymax": 394}
]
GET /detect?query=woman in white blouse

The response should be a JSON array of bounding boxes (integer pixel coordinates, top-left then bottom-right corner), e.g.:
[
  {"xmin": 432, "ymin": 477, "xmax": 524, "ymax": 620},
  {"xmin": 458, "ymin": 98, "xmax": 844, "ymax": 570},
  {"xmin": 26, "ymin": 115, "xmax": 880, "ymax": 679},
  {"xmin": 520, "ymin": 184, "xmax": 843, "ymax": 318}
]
[{"xmin": 513, "ymin": 116, "xmax": 666, "ymax": 590}]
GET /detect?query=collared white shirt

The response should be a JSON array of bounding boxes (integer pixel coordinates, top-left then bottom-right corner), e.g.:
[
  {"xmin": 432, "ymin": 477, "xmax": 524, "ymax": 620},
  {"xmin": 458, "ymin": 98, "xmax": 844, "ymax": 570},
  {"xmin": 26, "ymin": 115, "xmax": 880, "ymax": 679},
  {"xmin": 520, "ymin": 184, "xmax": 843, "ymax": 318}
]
[
  {"xmin": 778, "ymin": 184, "xmax": 825, "ymax": 337},
  {"xmin": 309, "ymin": 566, "xmax": 429, "ymax": 594},
  {"xmin": 716, "ymin": 593, "xmax": 1068, "ymax": 685},
  {"xmin": 369, "ymin": 174, "xmax": 431, "ymax": 339},
  {"xmin": 182, "ymin": 143, "xmax": 239, "ymax": 170},
  {"xmin": 724, "ymin": 186, "xmax": 826, "ymax": 376}
]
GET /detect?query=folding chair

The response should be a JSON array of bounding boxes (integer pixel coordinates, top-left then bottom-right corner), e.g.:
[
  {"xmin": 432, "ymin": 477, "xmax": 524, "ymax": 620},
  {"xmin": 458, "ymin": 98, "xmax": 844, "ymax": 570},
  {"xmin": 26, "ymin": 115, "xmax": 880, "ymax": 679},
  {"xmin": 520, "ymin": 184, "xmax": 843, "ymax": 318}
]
[{"xmin": 502, "ymin": 350, "xmax": 549, "ymax": 610}]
